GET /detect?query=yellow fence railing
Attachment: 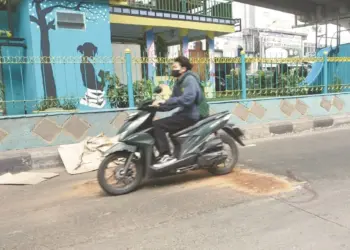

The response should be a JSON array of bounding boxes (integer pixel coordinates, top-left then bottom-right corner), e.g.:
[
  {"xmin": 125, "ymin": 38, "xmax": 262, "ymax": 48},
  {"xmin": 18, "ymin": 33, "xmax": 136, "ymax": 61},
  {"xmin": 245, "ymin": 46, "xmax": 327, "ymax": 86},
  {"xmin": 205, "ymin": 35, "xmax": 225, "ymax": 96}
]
[
  {"xmin": 1, "ymin": 56, "xmax": 350, "ymax": 64},
  {"xmin": 1, "ymin": 55, "xmax": 350, "ymax": 116}
]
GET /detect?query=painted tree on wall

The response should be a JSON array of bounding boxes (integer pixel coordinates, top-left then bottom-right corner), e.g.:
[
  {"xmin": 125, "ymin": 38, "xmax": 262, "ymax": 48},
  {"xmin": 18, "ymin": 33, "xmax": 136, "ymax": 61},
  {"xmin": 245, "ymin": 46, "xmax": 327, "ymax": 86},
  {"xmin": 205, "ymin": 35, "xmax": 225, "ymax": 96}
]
[{"xmin": 29, "ymin": 0, "xmax": 108, "ymax": 98}]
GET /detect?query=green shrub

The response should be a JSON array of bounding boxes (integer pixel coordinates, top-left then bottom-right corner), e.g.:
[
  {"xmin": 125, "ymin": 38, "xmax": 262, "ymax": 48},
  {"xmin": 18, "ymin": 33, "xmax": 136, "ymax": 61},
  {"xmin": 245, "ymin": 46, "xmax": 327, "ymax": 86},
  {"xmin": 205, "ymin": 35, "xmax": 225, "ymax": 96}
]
[
  {"xmin": 103, "ymin": 71, "xmax": 153, "ymax": 108},
  {"xmin": 35, "ymin": 97, "xmax": 77, "ymax": 111},
  {"xmin": 330, "ymin": 76, "xmax": 343, "ymax": 93}
]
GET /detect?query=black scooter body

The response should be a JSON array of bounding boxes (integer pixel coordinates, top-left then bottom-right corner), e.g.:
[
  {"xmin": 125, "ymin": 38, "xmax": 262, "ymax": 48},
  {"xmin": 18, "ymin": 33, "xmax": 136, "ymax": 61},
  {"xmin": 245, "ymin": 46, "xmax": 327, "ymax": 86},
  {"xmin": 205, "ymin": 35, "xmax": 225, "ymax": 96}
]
[{"xmin": 104, "ymin": 100, "xmax": 245, "ymax": 180}]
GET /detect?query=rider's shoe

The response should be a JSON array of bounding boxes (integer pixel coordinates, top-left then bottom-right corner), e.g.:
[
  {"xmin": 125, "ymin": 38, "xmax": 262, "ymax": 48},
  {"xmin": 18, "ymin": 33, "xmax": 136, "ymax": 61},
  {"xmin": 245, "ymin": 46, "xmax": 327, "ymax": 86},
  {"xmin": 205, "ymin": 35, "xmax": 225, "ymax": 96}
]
[{"xmin": 152, "ymin": 155, "xmax": 177, "ymax": 169}]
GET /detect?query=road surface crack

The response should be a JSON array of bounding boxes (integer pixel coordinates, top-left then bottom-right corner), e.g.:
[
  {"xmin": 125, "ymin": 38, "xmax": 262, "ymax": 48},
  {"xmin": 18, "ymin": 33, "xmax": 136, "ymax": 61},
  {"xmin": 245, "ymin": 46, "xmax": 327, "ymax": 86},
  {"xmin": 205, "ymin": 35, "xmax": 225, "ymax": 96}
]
[
  {"xmin": 275, "ymin": 198, "xmax": 350, "ymax": 231},
  {"xmin": 276, "ymin": 170, "xmax": 350, "ymax": 231}
]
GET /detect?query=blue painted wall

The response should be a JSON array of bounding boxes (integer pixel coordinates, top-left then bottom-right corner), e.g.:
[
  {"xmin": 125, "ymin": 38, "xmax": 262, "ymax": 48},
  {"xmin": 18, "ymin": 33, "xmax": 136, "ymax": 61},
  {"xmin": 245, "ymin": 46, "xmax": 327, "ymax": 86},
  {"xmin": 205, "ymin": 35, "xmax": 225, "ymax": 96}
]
[
  {"xmin": 1, "ymin": 47, "xmax": 26, "ymax": 115},
  {"xmin": 28, "ymin": 0, "xmax": 114, "ymax": 112},
  {"xmin": 311, "ymin": 44, "xmax": 350, "ymax": 90},
  {"xmin": 0, "ymin": 0, "xmax": 35, "ymax": 115},
  {"xmin": 0, "ymin": 11, "xmax": 8, "ymax": 30},
  {"xmin": 330, "ymin": 43, "xmax": 350, "ymax": 89},
  {"xmin": 17, "ymin": 0, "xmax": 37, "ymax": 114}
]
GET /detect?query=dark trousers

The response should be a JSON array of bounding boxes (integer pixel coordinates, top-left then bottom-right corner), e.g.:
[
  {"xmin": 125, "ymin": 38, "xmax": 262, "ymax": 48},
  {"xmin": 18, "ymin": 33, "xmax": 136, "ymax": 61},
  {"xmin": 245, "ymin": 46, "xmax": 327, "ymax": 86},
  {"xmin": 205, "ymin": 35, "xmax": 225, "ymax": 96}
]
[{"xmin": 153, "ymin": 114, "xmax": 197, "ymax": 155}]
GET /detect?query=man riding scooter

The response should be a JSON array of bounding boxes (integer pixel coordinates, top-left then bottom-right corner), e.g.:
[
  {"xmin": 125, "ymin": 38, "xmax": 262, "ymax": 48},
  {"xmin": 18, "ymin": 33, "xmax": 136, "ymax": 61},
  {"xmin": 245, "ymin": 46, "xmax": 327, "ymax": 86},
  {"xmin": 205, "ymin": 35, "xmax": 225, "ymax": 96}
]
[
  {"xmin": 98, "ymin": 57, "xmax": 243, "ymax": 196},
  {"xmin": 151, "ymin": 56, "xmax": 205, "ymax": 169}
]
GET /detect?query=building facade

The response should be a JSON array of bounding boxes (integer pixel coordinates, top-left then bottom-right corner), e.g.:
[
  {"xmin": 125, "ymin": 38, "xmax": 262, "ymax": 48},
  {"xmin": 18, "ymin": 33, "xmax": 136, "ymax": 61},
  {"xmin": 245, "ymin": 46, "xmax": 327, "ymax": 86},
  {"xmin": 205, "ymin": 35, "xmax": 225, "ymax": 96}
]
[{"xmin": 0, "ymin": 0, "xmax": 241, "ymax": 115}]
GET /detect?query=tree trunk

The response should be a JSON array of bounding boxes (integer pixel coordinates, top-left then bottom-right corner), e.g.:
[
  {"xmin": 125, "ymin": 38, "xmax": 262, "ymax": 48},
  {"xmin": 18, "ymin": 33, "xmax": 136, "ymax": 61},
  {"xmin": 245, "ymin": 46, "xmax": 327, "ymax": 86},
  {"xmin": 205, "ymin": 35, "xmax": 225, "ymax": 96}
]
[{"xmin": 40, "ymin": 29, "xmax": 56, "ymax": 98}]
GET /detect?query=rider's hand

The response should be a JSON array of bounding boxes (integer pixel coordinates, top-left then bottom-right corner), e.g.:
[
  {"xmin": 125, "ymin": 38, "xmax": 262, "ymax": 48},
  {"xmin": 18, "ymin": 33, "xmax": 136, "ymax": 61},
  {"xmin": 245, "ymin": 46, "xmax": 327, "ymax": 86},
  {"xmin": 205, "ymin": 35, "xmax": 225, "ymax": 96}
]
[{"xmin": 151, "ymin": 100, "xmax": 166, "ymax": 107}]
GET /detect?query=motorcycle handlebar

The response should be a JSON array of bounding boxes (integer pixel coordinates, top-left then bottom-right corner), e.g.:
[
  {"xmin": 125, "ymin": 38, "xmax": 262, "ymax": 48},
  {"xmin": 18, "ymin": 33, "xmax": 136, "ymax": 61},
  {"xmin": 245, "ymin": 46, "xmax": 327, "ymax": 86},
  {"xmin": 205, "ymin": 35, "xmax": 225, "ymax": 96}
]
[{"xmin": 138, "ymin": 99, "xmax": 178, "ymax": 112}]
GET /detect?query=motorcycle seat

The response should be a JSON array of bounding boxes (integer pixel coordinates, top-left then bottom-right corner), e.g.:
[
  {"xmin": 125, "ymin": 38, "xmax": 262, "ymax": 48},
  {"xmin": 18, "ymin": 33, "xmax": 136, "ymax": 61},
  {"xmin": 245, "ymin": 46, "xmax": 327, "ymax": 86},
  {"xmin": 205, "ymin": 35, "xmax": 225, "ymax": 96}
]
[{"xmin": 172, "ymin": 111, "xmax": 229, "ymax": 137}]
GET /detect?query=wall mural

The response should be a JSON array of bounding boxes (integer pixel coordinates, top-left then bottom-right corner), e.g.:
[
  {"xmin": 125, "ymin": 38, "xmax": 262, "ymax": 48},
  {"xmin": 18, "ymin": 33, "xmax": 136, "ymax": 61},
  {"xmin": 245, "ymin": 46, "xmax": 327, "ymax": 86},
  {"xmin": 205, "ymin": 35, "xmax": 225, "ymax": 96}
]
[
  {"xmin": 29, "ymin": 0, "xmax": 108, "ymax": 100},
  {"xmin": 77, "ymin": 42, "xmax": 106, "ymax": 109}
]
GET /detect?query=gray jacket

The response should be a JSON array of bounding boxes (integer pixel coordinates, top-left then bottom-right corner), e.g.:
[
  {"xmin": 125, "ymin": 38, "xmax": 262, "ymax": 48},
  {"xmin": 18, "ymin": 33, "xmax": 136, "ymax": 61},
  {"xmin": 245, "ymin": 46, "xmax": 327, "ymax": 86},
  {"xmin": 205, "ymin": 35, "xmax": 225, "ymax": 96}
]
[{"xmin": 165, "ymin": 71, "xmax": 202, "ymax": 121}]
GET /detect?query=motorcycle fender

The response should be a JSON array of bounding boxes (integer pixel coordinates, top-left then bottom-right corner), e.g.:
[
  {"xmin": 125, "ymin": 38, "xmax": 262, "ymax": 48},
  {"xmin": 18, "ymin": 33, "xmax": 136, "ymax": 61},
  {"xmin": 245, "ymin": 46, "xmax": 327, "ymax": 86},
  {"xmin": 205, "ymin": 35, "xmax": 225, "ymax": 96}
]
[
  {"xmin": 222, "ymin": 125, "xmax": 245, "ymax": 146},
  {"xmin": 103, "ymin": 142, "xmax": 137, "ymax": 156}
]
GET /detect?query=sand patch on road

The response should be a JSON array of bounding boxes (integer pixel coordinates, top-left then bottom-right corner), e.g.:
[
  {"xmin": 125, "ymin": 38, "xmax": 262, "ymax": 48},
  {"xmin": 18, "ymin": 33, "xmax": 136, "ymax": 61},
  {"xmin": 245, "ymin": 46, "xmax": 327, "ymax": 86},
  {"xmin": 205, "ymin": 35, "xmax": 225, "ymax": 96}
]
[
  {"xmin": 63, "ymin": 179, "xmax": 102, "ymax": 198},
  {"xmin": 186, "ymin": 168, "xmax": 297, "ymax": 196},
  {"xmin": 66, "ymin": 167, "xmax": 298, "ymax": 198}
]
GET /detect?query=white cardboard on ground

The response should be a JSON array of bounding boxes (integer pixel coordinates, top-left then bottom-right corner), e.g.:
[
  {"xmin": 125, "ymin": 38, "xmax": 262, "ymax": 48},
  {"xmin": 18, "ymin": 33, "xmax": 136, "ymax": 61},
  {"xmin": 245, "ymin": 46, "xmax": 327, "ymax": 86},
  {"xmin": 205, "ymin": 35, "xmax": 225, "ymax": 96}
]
[
  {"xmin": 0, "ymin": 172, "xmax": 59, "ymax": 185},
  {"xmin": 58, "ymin": 134, "xmax": 118, "ymax": 175}
]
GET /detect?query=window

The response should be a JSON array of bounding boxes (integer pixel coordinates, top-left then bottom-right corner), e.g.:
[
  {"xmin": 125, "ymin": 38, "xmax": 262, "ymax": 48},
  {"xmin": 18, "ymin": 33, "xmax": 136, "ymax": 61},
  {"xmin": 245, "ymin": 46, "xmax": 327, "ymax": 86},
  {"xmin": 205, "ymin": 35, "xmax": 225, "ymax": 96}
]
[{"xmin": 56, "ymin": 11, "xmax": 85, "ymax": 30}]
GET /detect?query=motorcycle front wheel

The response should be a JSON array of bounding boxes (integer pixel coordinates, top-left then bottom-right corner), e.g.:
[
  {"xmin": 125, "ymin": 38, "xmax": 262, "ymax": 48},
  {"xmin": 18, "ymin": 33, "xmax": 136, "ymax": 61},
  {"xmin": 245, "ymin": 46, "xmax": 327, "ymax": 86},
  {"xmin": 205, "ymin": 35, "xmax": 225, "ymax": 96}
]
[
  {"xmin": 208, "ymin": 131, "xmax": 238, "ymax": 175},
  {"xmin": 97, "ymin": 152, "xmax": 144, "ymax": 196}
]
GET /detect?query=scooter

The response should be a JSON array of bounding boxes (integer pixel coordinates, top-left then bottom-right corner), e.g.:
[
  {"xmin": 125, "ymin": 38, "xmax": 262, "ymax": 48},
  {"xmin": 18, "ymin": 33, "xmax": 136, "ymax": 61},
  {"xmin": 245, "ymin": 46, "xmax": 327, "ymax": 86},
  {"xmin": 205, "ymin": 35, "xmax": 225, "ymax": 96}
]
[{"xmin": 97, "ymin": 90, "xmax": 245, "ymax": 196}]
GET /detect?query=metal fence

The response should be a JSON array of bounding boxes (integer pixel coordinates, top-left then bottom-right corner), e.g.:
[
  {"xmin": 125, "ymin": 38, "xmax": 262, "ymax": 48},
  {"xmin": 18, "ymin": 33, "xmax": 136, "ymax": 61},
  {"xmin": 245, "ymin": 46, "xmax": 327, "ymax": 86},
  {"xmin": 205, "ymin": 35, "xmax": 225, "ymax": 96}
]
[
  {"xmin": 0, "ymin": 53, "xmax": 350, "ymax": 116},
  {"xmin": 111, "ymin": 0, "xmax": 233, "ymax": 19}
]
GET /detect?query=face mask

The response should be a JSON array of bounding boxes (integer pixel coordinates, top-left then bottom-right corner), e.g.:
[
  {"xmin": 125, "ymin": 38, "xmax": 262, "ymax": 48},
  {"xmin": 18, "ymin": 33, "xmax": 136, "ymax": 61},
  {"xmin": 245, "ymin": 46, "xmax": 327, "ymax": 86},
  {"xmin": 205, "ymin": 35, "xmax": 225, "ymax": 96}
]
[{"xmin": 171, "ymin": 70, "xmax": 181, "ymax": 77}]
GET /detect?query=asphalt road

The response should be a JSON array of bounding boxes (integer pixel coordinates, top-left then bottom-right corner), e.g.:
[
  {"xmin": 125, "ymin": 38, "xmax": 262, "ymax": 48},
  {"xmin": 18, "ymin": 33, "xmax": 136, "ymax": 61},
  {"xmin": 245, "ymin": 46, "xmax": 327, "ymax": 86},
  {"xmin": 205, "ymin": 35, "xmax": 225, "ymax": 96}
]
[{"xmin": 1, "ymin": 127, "xmax": 350, "ymax": 250}]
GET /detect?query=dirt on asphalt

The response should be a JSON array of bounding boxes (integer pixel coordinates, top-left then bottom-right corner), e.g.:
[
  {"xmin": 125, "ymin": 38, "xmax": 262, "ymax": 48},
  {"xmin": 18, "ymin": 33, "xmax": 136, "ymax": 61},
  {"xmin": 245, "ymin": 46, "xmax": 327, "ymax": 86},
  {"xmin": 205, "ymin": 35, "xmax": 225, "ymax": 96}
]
[{"xmin": 67, "ymin": 167, "xmax": 299, "ymax": 198}]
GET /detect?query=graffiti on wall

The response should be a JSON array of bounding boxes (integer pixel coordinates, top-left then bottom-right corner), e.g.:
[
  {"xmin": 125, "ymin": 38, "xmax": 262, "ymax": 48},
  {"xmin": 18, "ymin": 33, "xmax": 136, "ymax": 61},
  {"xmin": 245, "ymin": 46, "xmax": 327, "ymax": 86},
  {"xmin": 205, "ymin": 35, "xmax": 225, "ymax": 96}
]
[
  {"xmin": 29, "ymin": 0, "xmax": 108, "ymax": 100},
  {"xmin": 77, "ymin": 42, "xmax": 106, "ymax": 108}
]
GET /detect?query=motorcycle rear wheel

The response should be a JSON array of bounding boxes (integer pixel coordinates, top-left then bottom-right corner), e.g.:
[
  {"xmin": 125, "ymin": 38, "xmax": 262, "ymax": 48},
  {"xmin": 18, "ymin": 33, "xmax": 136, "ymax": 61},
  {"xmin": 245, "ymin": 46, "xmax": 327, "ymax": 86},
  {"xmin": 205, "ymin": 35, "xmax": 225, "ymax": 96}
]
[
  {"xmin": 208, "ymin": 131, "xmax": 238, "ymax": 175},
  {"xmin": 97, "ymin": 152, "xmax": 143, "ymax": 196}
]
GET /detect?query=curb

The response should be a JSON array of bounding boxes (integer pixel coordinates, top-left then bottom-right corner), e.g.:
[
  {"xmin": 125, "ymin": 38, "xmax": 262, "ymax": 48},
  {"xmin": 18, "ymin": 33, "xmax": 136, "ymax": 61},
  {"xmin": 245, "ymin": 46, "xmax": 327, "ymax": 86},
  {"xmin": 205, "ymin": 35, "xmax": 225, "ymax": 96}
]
[
  {"xmin": 1, "ymin": 114, "xmax": 350, "ymax": 172},
  {"xmin": 0, "ymin": 146, "xmax": 61, "ymax": 174},
  {"xmin": 240, "ymin": 114, "xmax": 350, "ymax": 140},
  {"xmin": 0, "ymin": 152, "xmax": 32, "ymax": 174}
]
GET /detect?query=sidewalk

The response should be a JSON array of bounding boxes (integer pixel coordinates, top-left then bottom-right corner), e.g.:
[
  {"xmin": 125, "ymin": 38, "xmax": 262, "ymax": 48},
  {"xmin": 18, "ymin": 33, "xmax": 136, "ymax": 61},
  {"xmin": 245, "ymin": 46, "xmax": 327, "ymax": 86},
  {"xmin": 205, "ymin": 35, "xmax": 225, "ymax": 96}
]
[{"xmin": 1, "ymin": 113, "xmax": 350, "ymax": 173}]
